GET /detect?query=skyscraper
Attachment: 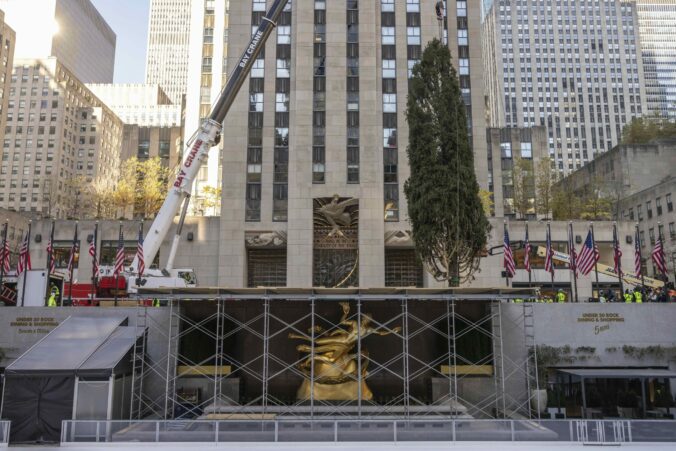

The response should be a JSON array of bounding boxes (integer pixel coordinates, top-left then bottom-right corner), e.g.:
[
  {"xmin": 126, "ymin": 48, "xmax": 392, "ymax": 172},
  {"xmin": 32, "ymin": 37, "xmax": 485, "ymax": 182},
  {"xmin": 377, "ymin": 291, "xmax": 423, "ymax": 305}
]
[
  {"xmin": 184, "ymin": 0, "xmax": 231, "ymax": 215},
  {"xmin": 483, "ymin": 0, "xmax": 647, "ymax": 173},
  {"xmin": 0, "ymin": 0, "xmax": 115, "ymax": 83},
  {"xmin": 634, "ymin": 0, "xmax": 676, "ymax": 118},
  {"xmin": 217, "ymin": 0, "xmax": 487, "ymax": 288},
  {"xmin": 145, "ymin": 0, "xmax": 193, "ymax": 105},
  {"xmin": 0, "ymin": 9, "xmax": 16, "ymax": 153}
]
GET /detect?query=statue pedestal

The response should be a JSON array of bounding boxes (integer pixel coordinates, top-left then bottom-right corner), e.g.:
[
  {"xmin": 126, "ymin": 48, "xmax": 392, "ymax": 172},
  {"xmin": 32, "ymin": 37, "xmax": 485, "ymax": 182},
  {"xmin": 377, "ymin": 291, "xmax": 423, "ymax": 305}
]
[{"xmin": 296, "ymin": 379, "xmax": 373, "ymax": 401}]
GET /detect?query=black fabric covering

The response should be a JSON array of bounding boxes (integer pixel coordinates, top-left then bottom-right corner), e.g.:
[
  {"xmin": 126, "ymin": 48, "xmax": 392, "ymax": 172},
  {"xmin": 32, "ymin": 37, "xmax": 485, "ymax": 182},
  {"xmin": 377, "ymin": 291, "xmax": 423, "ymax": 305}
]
[{"xmin": 4, "ymin": 376, "xmax": 74, "ymax": 443}]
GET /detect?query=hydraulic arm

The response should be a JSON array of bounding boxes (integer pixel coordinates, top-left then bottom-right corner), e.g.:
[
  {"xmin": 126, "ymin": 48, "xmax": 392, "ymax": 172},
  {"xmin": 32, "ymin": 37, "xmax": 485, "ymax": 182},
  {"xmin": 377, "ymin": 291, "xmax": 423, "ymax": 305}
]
[{"xmin": 132, "ymin": 0, "xmax": 290, "ymax": 273}]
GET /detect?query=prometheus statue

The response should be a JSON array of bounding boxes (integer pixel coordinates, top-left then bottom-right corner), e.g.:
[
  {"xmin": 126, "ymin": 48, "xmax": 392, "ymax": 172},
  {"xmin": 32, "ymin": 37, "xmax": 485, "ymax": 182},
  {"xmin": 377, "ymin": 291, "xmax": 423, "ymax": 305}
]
[{"xmin": 289, "ymin": 302, "xmax": 401, "ymax": 401}]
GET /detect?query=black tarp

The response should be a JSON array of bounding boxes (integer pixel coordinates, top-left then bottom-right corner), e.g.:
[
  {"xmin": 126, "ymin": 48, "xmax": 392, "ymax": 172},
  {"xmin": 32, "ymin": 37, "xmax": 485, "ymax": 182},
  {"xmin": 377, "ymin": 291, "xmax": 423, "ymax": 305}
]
[{"xmin": 4, "ymin": 376, "xmax": 74, "ymax": 443}]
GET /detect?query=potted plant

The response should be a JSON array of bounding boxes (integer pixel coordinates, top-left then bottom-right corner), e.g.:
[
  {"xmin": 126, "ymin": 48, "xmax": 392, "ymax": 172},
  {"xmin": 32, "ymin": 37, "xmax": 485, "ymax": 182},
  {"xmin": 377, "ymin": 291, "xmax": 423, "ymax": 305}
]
[
  {"xmin": 546, "ymin": 387, "xmax": 566, "ymax": 419},
  {"xmin": 617, "ymin": 391, "xmax": 638, "ymax": 418},
  {"xmin": 531, "ymin": 348, "xmax": 551, "ymax": 414},
  {"xmin": 655, "ymin": 388, "xmax": 675, "ymax": 418}
]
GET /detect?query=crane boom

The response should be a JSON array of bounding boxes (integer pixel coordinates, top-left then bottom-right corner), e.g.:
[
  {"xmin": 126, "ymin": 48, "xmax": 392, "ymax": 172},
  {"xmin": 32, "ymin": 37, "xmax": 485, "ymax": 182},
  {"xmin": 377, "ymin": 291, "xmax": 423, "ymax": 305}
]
[{"xmin": 131, "ymin": 0, "xmax": 290, "ymax": 273}]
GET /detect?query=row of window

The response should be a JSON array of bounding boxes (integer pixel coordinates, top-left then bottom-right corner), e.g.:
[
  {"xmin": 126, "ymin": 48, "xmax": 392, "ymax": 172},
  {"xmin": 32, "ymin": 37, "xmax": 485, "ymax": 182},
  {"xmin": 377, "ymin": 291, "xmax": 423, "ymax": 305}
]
[{"xmin": 625, "ymin": 194, "xmax": 674, "ymax": 222}]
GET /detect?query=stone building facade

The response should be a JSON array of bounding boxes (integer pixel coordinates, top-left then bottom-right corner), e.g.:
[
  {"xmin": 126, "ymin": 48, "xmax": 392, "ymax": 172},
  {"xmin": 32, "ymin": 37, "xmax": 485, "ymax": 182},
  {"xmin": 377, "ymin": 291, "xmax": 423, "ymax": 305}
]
[
  {"xmin": 487, "ymin": 126, "xmax": 549, "ymax": 218},
  {"xmin": 483, "ymin": 0, "xmax": 648, "ymax": 174},
  {"xmin": 218, "ymin": 0, "xmax": 487, "ymax": 288},
  {"xmin": 1, "ymin": 58, "xmax": 123, "ymax": 218},
  {"xmin": 0, "ymin": 0, "xmax": 116, "ymax": 83},
  {"xmin": 0, "ymin": 9, "xmax": 15, "ymax": 153}
]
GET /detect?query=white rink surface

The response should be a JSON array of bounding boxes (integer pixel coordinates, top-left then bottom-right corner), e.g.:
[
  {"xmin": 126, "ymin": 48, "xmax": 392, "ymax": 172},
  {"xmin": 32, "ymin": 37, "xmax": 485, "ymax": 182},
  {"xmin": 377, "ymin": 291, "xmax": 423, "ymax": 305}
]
[{"xmin": 24, "ymin": 443, "xmax": 676, "ymax": 450}]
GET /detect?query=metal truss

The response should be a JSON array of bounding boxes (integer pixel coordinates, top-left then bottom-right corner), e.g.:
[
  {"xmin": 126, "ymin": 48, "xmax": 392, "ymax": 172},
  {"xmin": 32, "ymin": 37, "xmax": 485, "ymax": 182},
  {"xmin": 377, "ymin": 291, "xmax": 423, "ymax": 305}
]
[{"xmin": 130, "ymin": 297, "xmax": 539, "ymax": 420}]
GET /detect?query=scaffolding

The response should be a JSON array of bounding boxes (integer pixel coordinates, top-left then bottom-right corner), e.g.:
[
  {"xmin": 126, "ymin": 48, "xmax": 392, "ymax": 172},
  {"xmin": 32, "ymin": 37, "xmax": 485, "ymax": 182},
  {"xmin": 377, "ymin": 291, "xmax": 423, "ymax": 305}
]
[{"xmin": 128, "ymin": 288, "xmax": 538, "ymax": 421}]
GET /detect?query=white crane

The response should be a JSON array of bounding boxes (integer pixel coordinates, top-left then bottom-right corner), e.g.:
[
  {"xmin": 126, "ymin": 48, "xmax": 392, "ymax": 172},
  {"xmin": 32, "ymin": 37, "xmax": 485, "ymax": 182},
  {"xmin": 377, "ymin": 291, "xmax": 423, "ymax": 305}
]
[{"xmin": 127, "ymin": 0, "xmax": 291, "ymax": 289}]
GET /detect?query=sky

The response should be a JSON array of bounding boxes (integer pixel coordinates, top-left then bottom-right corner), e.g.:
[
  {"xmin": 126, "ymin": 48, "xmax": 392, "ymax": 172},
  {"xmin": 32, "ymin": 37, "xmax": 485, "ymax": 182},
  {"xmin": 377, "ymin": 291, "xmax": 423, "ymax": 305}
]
[{"xmin": 91, "ymin": 0, "xmax": 149, "ymax": 84}]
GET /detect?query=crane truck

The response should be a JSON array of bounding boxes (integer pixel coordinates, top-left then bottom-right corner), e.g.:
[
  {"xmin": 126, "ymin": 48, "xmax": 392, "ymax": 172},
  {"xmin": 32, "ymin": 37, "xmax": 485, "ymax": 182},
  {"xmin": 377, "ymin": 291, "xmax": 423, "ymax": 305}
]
[{"xmin": 111, "ymin": 0, "xmax": 291, "ymax": 293}]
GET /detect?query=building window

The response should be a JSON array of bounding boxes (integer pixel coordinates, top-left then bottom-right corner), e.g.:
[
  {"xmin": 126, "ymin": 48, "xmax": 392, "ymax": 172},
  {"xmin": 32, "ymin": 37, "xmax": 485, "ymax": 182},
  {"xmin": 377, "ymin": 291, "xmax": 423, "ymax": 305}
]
[
  {"xmin": 647, "ymin": 201, "xmax": 653, "ymax": 219},
  {"xmin": 247, "ymin": 249, "xmax": 287, "ymax": 287},
  {"xmin": 385, "ymin": 249, "xmax": 423, "ymax": 287},
  {"xmin": 656, "ymin": 197, "xmax": 662, "ymax": 216}
]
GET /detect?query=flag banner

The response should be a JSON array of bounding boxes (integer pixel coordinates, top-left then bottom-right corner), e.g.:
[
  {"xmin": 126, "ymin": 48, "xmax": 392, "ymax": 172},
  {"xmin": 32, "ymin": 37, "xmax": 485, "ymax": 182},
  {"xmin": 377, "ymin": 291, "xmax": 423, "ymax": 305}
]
[
  {"xmin": 634, "ymin": 228, "xmax": 642, "ymax": 278},
  {"xmin": 524, "ymin": 228, "xmax": 531, "ymax": 273},
  {"xmin": 613, "ymin": 225, "xmax": 623, "ymax": 277},
  {"xmin": 577, "ymin": 230, "xmax": 600, "ymax": 276},
  {"xmin": 114, "ymin": 226, "xmax": 124, "ymax": 277},
  {"xmin": 652, "ymin": 237, "xmax": 667, "ymax": 275},
  {"xmin": 503, "ymin": 226, "xmax": 515, "ymax": 278},
  {"xmin": 545, "ymin": 226, "xmax": 555, "ymax": 275},
  {"xmin": 17, "ymin": 232, "xmax": 31, "ymax": 276},
  {"xmin": 136, "ymin": 223, "xmax": 145, "ymax": 276}
]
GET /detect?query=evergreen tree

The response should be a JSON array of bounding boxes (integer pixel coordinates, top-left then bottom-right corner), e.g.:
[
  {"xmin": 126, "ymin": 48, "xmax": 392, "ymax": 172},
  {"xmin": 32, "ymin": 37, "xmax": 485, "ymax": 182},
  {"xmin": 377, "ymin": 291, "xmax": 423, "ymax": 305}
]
[{"xmin": 404, "ymin": 39, "xmax": 490, "ymax": 285}]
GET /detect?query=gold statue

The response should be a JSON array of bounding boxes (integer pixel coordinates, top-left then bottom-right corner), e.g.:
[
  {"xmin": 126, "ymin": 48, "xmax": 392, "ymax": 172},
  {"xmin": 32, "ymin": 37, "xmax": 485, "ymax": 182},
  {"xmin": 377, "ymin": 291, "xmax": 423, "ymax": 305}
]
[{"xmin": 289, "ymin": 302, "xmax": 401, "ymax": 401}]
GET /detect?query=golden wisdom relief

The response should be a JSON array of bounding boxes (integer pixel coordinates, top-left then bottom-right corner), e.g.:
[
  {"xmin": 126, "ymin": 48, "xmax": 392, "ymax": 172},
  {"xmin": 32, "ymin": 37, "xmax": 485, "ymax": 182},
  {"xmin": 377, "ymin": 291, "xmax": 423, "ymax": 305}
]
[{"xmin": 289, "ymin": 302, "xmax": 401, "ymax": 401}]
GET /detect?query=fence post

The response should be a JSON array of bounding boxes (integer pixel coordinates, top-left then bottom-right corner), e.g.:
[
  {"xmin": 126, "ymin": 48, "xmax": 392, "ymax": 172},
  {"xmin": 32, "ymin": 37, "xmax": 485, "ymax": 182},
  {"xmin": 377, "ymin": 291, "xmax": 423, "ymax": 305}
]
[
  {"xmin": 215, "ymin": 421, "xmax": 219, "ymax": 443},
  {"xmin": 155, "ymin": 421, "xmax": 160, "ymax": 442},
  {"xmin": 96, "ymin": 421, "xmax": 100, "ymax": 442},
  {"xmin": 274, "ymin": 420, "xmax": 279, "ymax": 442},
  {"xmin": 452, "ymin": 420, "xmax": 456, "ymax": 442},
  {"xmin": 393, "ymin": 421, "xmax": 397, "ymax": 443},
  {"xmin": 510, "ymin": 420, "xmax": 515, "ymax": 441},
  {"xmin": 627, "ymin": 421, "xmax": 632, "ymax": 443},
  {"xmin": 334, "ymin": 421, "xmax": 338, "ymax": 442}
]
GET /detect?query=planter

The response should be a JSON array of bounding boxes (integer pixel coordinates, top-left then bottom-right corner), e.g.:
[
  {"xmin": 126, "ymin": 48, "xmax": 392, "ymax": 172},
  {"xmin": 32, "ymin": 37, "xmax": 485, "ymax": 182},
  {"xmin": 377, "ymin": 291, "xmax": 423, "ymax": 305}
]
[{"xmin": 531, "ymin": 389, "xmax": 548, "ymax": 413}]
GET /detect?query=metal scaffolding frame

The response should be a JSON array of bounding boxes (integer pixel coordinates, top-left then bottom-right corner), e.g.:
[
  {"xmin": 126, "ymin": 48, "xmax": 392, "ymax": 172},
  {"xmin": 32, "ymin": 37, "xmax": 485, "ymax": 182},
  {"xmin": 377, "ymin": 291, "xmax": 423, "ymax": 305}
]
[{"xmin": 128, "ymin": 289, "xmax": 538, "ymax": 421}]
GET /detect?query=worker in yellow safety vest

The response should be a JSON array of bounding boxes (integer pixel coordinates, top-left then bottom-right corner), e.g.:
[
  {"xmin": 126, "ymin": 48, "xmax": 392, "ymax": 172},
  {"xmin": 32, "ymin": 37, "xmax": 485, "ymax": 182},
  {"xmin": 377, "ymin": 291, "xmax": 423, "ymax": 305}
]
[
  {"xmin": 556, "ymin": 289, "xmax": 566, "ymax": 303},
  {"xmin": 152, "ymin": 298, "xmax": 161, "ymax": 307},
  {"xmin": 633, "ymin": 288, "xmax": 643, "ymax": 304},
  {"xmin": 624, "ymin": 289, "xmax": 633, "ymax": 303},
  {"xmin": 47, "ymin": 285, "xmax": 59, "ymax": 307}
]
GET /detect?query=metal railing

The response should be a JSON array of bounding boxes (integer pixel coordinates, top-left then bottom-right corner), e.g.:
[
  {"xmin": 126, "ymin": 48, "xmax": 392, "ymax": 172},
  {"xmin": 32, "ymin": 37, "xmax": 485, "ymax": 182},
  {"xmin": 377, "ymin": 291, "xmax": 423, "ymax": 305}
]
[
  {"xmin": 61, "ymin": 419, "xmax": 676, "ymax": 444},
  {"xmin": 0, "ymin": 421, "xmax": 9, "ymax": 446}
]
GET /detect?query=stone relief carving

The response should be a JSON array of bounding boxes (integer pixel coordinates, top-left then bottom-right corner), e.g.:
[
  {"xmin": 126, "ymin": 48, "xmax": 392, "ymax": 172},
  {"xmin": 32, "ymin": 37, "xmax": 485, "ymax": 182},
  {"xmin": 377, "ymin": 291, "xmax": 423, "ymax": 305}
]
[{"xmin": 245, "ymin": 231, "xmax": 287, "ymax": 248}]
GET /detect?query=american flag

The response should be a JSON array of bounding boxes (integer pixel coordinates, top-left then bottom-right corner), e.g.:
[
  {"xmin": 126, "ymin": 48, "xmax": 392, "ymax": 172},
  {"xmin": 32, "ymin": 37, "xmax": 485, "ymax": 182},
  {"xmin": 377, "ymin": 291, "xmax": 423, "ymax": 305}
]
[
  {"xmin": 577, "ymin": 230, "xmax": 599, "ymax": 276},
  {"xmin": 524, "ymin": 228, "xmax": 532, "ymax": 273},
  {"xmin": 634, "ymin": 228, "xmax": 642, "ymax": 278},
  {"xmin": 17, "ymin": 232, "xmax": 31, "ymax": 276},
  {"xmin": 652, "ymin": 237, "xmax": 667, "ymax": 275},
  {"xmin": 136, "ymin": 223, "xmax": 145, "ymax": 276},
  {"xmin": 46, "ymin": 238, "xmax": 55, "ymax": 274},
  {"xmin": 114, "ymin": 226, "xmax": 124, "ymax": 277},
  {"xmin": 1, "ymin": 238, "xmax": 9, "ymax": 274},
  {"xmin": 67, "ymin": 227, "xmax": 79, "ymax": 276},
  {"xmin": 568, "ymin": 225, "xmax": 577, "ymax": 277},
  {"xmin": 613, "ymin": 225, "xmax": 623, "ymax": 277},
  {"xmin": 503, "ymin": 226, "xmax": 515, "ymax": 278},
  {"xmin": 89, "ymin": 239, "xmax": 98, "ymax": 280},
  {"xmin": 544, "ymin": 226, "xmax": 555, "ymax": 275}
]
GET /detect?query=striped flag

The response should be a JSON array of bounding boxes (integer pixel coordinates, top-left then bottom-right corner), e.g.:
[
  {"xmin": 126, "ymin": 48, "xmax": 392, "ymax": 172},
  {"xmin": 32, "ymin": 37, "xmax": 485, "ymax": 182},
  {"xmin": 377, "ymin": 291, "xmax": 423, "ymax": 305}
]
[
  {"xmin": 1, "ymin": 238, "xmax": 9, "ymax": 274},
  {"xmin": 524, "ymin": 228, "xmax": 532, "ymax": 273},
  {"xmin": 46, "ymin": 238, "xmax": 55, "ymax": 274},
  {"xmin": 67, "ymin": 225, "xmax": 79, "ymax": 276},
  {"xmin": 577, "ymin": 230, "xmax": 599, "ymax": 276},
  {"xmin": 634, "ymin": 228, "xmax": 642, "ymax": 278},
  {"xmin": 652, "ymin": 237, "xmax": 667, "ymax": 275},
  {"xmin": 568, "ymin": 224, "xmax": 577, "ymax": 277},
  {"xmin": 613, "ymin": 225, "xmax": 623, "ymax": 277},
  {"xmin": 503, "ymin": 225, "xmax": 515, "ymax": 278},
  {"xmin": 136, "ymin": 223, "xmax": 145, "ymax": 276},
  {"xmin": 114, "ymin": 226, "xmax": 124, "ymax": 277},
  {"xmin": 17, "ymin": 232, "xmax": 31, "ymax": 276},
  {"xmin": 89, "ymin": 239, "xmax": 98, "ymax": 280},
  {"xmin": 544, "ymin": 225, "xmax": 555, "ymax": 275}
]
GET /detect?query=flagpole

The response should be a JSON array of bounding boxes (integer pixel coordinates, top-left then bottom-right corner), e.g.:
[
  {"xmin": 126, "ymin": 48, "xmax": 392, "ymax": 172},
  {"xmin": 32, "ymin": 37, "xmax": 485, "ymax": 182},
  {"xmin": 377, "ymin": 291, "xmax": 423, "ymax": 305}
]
[
  {"xmin": 548, "ymin": 222, "xmax": 554, "ymax": 293},
  {"xmin": 636, "ymin": 223, "xmax": 646, "ymax": 292},
  {"xmin": 20, "ymin": 220, "xmax": 31, "ymax": 307},
  {"xmin": 68, "ymin": 221, "xmax": 78, "ymax": 306},
  {"xmin": 115, "ymin": 222, "xmax": 120, "ymax": 306},
  {"xmin": 614, "ymin": 222, "xmax": 624, "ymax": 298},
  {"xmin": 504, "ymin": 221, "xmax": 510, "ymax": 288},
  {"xmin": 91, "ymin": 221, "xmax": 98, "ymax": 301},
  {"xmin": 569, "ymin": 222, "xmax": 579, "ymax": 303},
  {"xmin": 137, "ymin": 220, "xmax": 143, "ymax": 286},
  {"xmin": 0, "ymin": 220, "xmax": 8, "ymax": 294},
  {"xmin": 526, "ymin": 221, "xmax": 531, "ymax": 288},
  {"xmin": 590, "ymin": 222, "xmax": 600, "ymax": 300},
  {"xmin": 44, "ymin": 219, "xmax": 55, "ymax": 305}
]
